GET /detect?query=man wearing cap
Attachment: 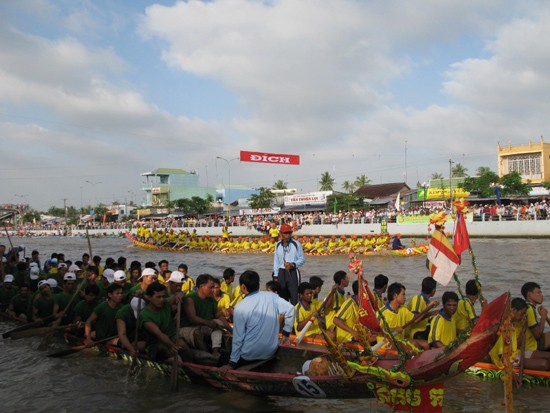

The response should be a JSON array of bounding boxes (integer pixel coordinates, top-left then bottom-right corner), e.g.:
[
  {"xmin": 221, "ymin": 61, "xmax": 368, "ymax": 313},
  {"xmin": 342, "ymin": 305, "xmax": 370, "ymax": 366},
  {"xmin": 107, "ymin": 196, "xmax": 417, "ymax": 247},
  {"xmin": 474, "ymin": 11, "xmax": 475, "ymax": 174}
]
[
  {"xmin": 28, "ymin": 263, "xmax": 42, "ymax": 291},
  {"xmin": 52, "ymin": 272, "xmax": 78, "ymax": 324},
  {"xmin": 0, "ymin": 274, "xmax": 17, "ymax": 311},
  {"xmin": 113, "ymin": 270, "xmax": 132, "ymax": 304},
  {"xmin": 55, "ymin": 263, "xmax": 68, "ymax": 285},
  {"xmin": 130, "ymin": 268, "xmax": 161, "ymax": 296},
  {"xmin": 165, "ymin": 271, "xmax": 185, "ymax": 298},
  {"xmin": 116, "ymin": 297, "xmax": 147, "ymax": 357},
  {"xmin": 273, "ymin": 223, "xmax": 305, "ymax": 305},
  {"xmin": 97, "ymin": 268, "xmax": 115, "ymax": 299},
  {"xmin": 33, "ymin": 280, "xmax": 55, "ymax": 322}
]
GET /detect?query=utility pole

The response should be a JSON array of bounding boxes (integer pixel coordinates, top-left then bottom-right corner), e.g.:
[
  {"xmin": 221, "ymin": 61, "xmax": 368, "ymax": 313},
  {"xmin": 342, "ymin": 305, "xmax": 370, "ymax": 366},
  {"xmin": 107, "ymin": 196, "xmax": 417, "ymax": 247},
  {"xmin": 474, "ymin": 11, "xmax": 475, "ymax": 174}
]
[
  {"xmin": 62, "ymin": 198, "xmax": 68, "ymax": 235},
  {"xmin": 404, "ymin": 139, "xmax": 408, "ymax": 185},
  {"xmin": 449, "ymin": 159, "xmax": 454, "ymax": 207}
]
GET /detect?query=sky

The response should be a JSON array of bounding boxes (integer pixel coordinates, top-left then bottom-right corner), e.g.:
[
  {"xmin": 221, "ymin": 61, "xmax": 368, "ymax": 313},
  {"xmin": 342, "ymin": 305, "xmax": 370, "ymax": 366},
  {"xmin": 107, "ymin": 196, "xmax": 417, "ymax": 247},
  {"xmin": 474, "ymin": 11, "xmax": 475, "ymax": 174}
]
[{"xmin": 1, "ymin": 0, "xmax": 550, "ymax": 211}]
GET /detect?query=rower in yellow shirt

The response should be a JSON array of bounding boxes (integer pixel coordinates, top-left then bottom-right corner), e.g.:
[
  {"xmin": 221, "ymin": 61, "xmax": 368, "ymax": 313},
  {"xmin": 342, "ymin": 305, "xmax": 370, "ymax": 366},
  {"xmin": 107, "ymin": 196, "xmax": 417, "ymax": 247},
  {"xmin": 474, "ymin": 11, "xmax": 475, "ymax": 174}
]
[
  {"xmin": 489, "ymin": 297, "xmax": 550, "ymax": 370},
  {"xmin": 428, "ymin": 292, "xmax": 458, "ymax": 348},
  {"xmin": 221, "ymin": 268, "xmax": 235, "ymax": 301},
  {"xmin": 407, "ymin": 277, "xmax": 439, "ymax": 340},
  {"xmin": 268, "ymin": 223, "xmax": 280, "ymax": 242},
  {"xmin": 294, "ymin": 282, "xmax": 324, "ymax": 340},
  {"xmin": 324, "ymin": 271, "xmax": 349, "ymax": 332},
  {"xmin": 177, "ymin": 264, "xmax": 195, "ymax": 295},
  {"xmin": 377, "ymin": 282, "xmax": 435, "ymax": 350},
  {"xmin": 213, "ymin": 278, "xmax": 231, "ymax": 319}
]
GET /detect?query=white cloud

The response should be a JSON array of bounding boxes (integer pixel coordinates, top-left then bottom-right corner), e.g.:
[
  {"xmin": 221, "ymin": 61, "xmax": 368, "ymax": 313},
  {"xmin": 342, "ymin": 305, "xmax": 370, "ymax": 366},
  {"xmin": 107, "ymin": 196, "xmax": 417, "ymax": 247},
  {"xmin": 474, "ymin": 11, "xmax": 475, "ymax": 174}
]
[{"xmin": 2, "ymin": 0, "xmax": 550, "ymax": 209}]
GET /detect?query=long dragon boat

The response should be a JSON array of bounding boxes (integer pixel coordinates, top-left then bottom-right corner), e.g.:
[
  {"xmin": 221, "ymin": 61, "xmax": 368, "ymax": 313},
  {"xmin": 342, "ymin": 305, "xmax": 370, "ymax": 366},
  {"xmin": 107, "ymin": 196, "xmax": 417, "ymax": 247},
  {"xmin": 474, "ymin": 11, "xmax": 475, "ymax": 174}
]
[
  {"xmin": 125, "ymin": 231, "xmax": 429, "ymax": 257},
  {"xmin": 49, "ymin": 292, "xmax": 509, "ymax": 412},
  {"xmin": 466, "ymin": 362, "xmax": 550, "ymax": 386}
]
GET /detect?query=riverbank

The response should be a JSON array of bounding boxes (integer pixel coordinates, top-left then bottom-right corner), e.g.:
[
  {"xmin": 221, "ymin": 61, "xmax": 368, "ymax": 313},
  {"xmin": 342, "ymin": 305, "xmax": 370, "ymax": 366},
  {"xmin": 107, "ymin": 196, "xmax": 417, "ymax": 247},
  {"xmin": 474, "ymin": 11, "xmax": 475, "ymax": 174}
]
[{"xmin": 2, "ymin": 219, "xmax": 550, "ymax": 238}]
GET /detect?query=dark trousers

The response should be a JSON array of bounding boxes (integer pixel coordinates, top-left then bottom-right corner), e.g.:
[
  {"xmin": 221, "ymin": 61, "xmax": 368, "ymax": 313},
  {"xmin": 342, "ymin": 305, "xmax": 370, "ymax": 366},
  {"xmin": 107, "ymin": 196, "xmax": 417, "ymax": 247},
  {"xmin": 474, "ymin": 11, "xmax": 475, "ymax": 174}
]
[{"xmin": 276, "ymin": 267, "xmax": 300, "ymax": 305}]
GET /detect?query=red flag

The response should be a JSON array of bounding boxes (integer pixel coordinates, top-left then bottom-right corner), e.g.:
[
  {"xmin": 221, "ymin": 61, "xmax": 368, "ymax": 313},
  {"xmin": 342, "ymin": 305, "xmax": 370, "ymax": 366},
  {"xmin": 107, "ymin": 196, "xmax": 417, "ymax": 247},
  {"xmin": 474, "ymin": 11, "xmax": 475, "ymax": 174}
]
[
  {"xmin": 358, "ymin": 274, "xmax": 381, "ymax": 332},
  {"xmin": 427, "ymin": 229, "xmax": 459, "ymax": 286},
  {"xmin": 453, "ymin": 212, "xmax": 470, "ymax": 264}
]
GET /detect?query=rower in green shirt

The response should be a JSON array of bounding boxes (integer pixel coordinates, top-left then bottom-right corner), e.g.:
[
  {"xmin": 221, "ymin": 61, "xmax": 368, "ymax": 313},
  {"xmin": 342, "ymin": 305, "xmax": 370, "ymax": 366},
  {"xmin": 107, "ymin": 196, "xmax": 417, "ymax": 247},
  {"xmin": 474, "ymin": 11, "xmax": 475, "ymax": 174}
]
[{"xmin": 85, "ymin": 283, "xmax": 124, "ymax": 345}]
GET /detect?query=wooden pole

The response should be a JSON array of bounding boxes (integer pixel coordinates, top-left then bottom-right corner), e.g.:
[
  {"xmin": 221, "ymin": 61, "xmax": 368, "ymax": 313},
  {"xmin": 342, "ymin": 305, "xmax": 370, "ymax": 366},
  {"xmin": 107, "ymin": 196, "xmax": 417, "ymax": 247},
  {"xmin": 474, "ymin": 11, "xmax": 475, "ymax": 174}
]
[
  {"xmin": 171, "ymin": 301, "xmax": 182, "ymax": 392},
  {"xmin": 130, "ymin": 298, "xmax": 143, "ymax": 372}
]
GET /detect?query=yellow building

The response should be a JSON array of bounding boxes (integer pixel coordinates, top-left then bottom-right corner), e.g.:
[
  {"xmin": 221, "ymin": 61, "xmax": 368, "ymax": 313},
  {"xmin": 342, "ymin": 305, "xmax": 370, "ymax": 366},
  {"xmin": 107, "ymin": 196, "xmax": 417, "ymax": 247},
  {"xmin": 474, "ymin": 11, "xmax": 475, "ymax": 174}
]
[{"xmin": 498, "ymin": 138, "xmax": 550, "ymax": 184}]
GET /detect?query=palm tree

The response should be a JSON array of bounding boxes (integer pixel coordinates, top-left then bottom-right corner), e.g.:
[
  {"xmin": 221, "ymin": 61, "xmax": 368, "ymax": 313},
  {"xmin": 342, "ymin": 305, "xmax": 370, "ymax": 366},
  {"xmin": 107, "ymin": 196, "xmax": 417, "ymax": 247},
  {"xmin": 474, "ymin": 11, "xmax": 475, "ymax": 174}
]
[
  {"xmin": 451, "ymin": 163, "xmax": 468, "ymax": 177},
  {"xmin": 342, "ymin": 180, "xmax": 355, "ymax": 194},
  {"xmin": 431, "ymin": 172, "xmax": 444, "ymax": 180},
  {"xmin": 272, "ymin": 179, "xmax": 288, "ymax": 190},
  {"xmin": 319, "ymin": 171, "xmax": 335, "ymax": 191},
  {"xmin": 476, "ymin": 166, "xmax": 493, "ymax": 176},
  {"xmin": 354, "ymin": 174, "xmax": 371, "ymax": 189}
]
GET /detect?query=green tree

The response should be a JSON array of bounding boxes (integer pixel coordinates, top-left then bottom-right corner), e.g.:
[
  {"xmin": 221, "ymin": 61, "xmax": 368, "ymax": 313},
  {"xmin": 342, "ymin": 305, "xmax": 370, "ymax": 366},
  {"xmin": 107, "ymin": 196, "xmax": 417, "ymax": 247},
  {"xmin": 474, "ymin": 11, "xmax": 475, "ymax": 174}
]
[
  {"xmin": 460, "ymin": 168, "xmax": 500, "ymax": 197},
  {"xmin": 21, "ymin": 211, "xmax": 41, "ymax": 223},
  {"xmin": 272, "ymin": 179, "xmax": 288, "ymax": 190},
  {"xmin": 248, "ymin": 187, "xmax": 275, "ymax": 209},
  {"xmin": 174, "ymin": 195, "xmax": 213, "ymax": 216},
  {"xmin": 342, "ymin": 180, "xmax": 356, "ymax": 194},
  {"xmin": 499, "ymin": 171, "xmax": 530, "ymax": 196},
  {"xmin": 476, "ymin": 166, "xmax": 492, "ymax": 176},
  {"xmin": 452, "ymin": 163, "xmax": 468, "ymax": 177},
  {"xmin": 431, "ymin": 172, "xmax": 444, "ymax": 180},
  {"xmin": 354, "ymin": 174, "xmax": 371, "ymax": 188},
  {"xmin": 189, "ymin": 195, "xmax": 212, "ymax": 215},
  {"xmin": 319, "ymin": 171, "xmax": 335, "ymax": 191},
  {"xmin": 47, "ymin": 206, "xmax": 65, "ymax": 216},
  {"xmin": 326, "ymin": 193, "xmax": 365, "ymax": 213}
]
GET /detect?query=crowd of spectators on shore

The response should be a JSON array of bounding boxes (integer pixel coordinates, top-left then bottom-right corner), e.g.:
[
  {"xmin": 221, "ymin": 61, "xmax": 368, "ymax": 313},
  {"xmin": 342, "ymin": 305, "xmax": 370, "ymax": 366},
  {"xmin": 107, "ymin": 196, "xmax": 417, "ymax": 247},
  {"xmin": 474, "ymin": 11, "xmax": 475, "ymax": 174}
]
[{"xmin": 2, "ymin": 201, "xmax": 548, "ymax": 236}]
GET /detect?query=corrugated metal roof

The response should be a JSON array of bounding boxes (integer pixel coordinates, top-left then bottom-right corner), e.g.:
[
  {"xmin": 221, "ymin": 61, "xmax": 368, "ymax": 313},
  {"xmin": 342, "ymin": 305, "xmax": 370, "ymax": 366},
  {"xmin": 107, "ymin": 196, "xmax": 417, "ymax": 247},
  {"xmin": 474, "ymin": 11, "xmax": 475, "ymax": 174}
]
[
  {"xmin": 354, "ymin": 182, "xmax": 411, "ymax": 198},
  {"xmin": 141, "ymin": 168, "xmax": 192, "ymax": 176}
]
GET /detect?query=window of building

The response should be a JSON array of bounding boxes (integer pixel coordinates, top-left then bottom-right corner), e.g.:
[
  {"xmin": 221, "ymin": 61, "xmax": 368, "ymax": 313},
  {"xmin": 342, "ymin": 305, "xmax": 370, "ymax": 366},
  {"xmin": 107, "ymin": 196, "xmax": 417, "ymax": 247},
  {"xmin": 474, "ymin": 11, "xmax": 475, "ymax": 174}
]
[{"xmin": 506, "ymin": 153, "xmax": 541, "ymax": 179}]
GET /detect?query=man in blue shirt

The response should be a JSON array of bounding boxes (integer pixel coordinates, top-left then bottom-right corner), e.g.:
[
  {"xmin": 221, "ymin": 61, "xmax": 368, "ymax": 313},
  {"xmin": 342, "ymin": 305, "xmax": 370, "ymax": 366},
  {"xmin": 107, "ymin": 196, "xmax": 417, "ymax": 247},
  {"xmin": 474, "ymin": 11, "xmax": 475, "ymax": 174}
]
[
  {"xmin": 221, "ymin": 270, "xmax": 295, "ymax": 370},
  {"xmin": 273, "ymin": 223, "xmax": 305, "ymax": 304}
]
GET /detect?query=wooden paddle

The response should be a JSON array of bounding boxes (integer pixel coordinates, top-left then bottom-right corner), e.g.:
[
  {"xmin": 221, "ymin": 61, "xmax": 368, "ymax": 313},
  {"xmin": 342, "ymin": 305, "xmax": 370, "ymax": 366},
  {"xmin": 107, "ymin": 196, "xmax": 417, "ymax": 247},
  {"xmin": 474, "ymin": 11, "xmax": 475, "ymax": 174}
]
[
  {"xmin": 10, "ymin": 323, "xmax": 77, "ymax": 340},
  {"xmin": 2, "ymin": 315, "xmax": 56, "ymax": 339},
  {"xmin": 47, "ymin": 335, "xmax": 118, "ymax": 358},
  {"xmin": 40, "ymin": 228, "xmax": 92, "ymax": 351},
  {"xmin": 86, "ymin": 227, "xmax": 93, "ymax": 258},
  {"xmin": 129, "ymin": 298, "xmax": 143, "ymax": 373},
  {"xmin": 171, "ymin": 301, "xmax": 182, "ymax": 392},
  {"xmin": 294, "ymin": 287, "xmax": 336, "ymax": 344},
  {"xmin": 518, "ymin": 321, "xmax": 527, "ymax": 387},
  {"xmin": 3, "ymin": 223, "xmax": 14, "ymax": 250}
]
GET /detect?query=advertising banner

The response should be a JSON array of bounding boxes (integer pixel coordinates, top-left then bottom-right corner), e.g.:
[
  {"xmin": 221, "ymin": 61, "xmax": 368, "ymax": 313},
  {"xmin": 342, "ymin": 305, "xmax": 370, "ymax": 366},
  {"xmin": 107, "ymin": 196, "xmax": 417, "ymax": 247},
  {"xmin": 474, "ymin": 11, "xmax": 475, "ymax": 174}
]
[
  {"xmin": 417, "ymin": 187, "xmax": 469, "ymax": 199},
  {"xmin": 239, "ymin": 207, "xmax": 281, "ymax": 215},
  {"xmin": 240, "ymin": 150, "xmax": 300, "ymax": 165},
  {"xmin": 284, "ymin": 192, "xmax": 327, "ymax": 207}
]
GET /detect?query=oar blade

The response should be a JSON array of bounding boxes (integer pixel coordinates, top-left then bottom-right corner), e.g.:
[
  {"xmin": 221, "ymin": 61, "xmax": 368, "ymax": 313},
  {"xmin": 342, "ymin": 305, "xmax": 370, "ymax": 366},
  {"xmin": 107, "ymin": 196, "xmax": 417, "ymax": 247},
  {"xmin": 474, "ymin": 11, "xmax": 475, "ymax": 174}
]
[{"xmin": 47, "ymin": 345, "xmax": 87, "ymax": 358}]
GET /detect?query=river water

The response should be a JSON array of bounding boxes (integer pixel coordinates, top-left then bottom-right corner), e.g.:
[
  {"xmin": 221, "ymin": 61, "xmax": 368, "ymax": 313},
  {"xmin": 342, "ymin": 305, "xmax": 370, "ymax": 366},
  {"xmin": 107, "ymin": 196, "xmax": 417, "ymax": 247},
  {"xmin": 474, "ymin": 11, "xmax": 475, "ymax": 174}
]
[{"xmin": 1, "ymin": 236, "xmax": 549, "ymax": 413}]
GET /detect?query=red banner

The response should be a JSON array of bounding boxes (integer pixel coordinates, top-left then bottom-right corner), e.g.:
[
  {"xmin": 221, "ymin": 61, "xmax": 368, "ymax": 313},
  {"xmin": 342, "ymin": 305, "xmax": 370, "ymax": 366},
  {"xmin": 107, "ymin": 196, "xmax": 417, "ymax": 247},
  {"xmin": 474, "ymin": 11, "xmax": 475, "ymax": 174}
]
[{"xmin": 240, "ymin": 151, "xmax": 300, "ymax": 165}]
